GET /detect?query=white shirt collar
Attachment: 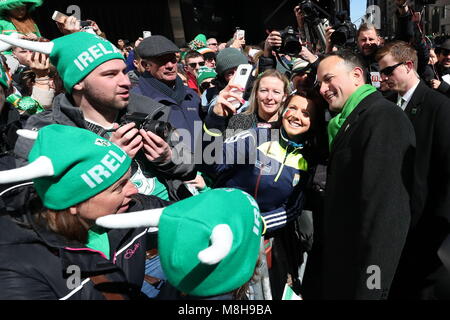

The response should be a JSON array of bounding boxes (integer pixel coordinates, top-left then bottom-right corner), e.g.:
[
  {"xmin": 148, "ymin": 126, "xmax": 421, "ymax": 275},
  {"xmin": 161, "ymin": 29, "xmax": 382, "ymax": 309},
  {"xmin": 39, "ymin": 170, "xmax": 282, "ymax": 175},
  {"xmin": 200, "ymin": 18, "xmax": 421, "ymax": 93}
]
[{"xmin": 398, "ymin": 79, "xmax": 420, "ymax": 111}]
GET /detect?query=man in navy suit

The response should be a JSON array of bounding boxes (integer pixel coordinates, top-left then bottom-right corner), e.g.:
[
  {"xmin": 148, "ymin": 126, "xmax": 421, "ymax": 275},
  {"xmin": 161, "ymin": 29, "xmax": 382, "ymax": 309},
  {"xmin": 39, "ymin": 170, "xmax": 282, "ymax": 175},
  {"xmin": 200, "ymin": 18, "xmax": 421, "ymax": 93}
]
[{"xmin": 376, "ymin": 41, "xmax": 450, "ymax": 299}]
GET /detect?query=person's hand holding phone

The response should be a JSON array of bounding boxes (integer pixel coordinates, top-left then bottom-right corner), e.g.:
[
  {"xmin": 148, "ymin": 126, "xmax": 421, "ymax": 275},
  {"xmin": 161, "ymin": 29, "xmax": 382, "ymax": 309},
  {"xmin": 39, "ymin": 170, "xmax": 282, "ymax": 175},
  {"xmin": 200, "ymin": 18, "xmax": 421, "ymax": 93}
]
[
  {"xmin": 213, "ymin": 83, "xmax": 246, "ymax": 117},
  {"xmin": 28, "ymin": 52, "xmax": 50, "ymax": 78},
  {"xmin": 56, "ymin": 15, "xmax": 81, "ymax": 35}
]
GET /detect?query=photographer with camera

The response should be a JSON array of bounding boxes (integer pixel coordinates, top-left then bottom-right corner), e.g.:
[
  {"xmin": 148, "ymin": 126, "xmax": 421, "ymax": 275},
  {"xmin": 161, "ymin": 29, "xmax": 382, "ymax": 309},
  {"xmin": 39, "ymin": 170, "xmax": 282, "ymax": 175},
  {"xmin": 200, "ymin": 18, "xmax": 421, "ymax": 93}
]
[
  {"xmin": 258, "ymin": 5, "xmax": 319, "ymax": 93},
  {"xmin": 325, "ymin": 22, "xmax": 381, "ymax": 88},
  {"xmin": 4, "ymin": 32, "xmax": 197, "ymax": 203}
]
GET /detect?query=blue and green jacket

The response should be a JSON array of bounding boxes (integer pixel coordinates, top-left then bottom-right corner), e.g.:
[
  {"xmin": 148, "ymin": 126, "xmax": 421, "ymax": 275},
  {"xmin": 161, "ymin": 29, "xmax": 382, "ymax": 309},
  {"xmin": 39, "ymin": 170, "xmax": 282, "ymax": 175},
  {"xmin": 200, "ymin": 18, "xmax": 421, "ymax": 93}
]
[{"xmin": 205, "ymin": 127, "xmax": 310, "ymax": 234}]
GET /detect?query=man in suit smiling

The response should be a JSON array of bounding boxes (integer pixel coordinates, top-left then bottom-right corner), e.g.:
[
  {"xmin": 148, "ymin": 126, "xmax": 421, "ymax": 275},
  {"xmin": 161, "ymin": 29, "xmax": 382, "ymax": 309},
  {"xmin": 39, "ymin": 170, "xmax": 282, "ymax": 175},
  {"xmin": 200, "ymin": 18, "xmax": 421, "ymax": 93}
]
[{"xmin": 376, "ymin": 41, "xmax": 450, "ymax": 300}]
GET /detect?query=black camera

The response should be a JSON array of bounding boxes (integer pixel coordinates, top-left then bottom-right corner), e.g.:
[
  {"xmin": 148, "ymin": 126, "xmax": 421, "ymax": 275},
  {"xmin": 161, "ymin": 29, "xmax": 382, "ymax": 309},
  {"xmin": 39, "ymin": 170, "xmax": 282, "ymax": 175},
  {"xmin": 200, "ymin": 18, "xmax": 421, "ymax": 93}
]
[
  {"xmin": 276, "ymin": 26, "xmax": 301, "ymax": 56},
  {"xmin": 120, "ymin": 112, "xmax": 175, "ymax": 141},
  {"xmin": 299, "ymin": 0, "xmax": 320, "ymax": 23},
  {"xmin": 330, "ymin": 11, "xmax": 357, "ymax": 48}
]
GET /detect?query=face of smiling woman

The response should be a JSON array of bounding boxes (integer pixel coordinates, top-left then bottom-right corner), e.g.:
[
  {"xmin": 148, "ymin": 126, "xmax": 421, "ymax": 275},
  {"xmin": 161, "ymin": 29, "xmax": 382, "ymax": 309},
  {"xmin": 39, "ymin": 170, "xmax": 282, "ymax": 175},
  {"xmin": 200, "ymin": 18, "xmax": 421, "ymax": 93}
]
[
  {"xmin": 257, "ymin": 76, "xmax": 287, "ymax": 122},
  {"xmin": 282, "ymin": 95, "xmax": 314, "ymax": 140}
]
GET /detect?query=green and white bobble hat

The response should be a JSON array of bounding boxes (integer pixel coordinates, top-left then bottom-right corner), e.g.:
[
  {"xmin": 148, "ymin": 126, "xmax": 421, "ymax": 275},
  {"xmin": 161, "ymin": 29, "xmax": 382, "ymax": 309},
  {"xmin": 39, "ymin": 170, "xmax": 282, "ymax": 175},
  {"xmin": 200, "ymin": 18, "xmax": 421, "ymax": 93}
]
[
  {"xmin": 97, "ymin": 188, "xmax": 263, "ymax": 297},
  {"xmin": 0, "ymin": 32, "xmax": 124, "ymax": 93},
  {"xmin": 0, "ymin": 124, "xmax": 131, "ymax": 210}
]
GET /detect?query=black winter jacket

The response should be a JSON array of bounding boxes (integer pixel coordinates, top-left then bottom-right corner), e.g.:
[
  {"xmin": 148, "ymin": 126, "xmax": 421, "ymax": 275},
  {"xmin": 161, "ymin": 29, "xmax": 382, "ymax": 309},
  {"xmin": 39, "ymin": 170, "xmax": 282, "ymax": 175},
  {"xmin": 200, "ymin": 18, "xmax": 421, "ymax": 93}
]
[{"xmin": 0, "ymin": 190, "xmax": 169, "ymax": 300}]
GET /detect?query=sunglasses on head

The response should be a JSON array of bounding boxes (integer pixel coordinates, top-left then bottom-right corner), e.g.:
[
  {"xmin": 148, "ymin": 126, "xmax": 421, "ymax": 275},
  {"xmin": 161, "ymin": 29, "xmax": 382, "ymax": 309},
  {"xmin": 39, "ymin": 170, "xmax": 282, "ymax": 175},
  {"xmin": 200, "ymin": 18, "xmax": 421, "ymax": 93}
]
[
  {"xmin": 188, "ymin": 62, "xmax": 205, "ymax": 68},
  {"xmin": 379, "ymin": 62, "xmax": 405, "ymax": 76}
]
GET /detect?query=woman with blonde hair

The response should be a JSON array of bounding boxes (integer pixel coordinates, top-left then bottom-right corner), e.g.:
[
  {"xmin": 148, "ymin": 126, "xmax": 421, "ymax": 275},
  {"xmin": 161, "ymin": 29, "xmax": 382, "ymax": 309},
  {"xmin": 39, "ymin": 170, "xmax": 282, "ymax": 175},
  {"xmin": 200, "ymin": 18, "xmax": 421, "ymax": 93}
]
[{"xmin": 204, "ymin": 69, "xmax": 290, "ymax": 139}]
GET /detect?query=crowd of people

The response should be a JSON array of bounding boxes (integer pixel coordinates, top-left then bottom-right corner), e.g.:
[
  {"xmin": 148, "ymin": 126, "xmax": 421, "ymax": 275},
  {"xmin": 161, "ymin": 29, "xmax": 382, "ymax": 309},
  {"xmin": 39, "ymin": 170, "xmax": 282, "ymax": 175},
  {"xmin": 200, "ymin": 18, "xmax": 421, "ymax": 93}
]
[{"xmin": 0, "ymin": 0, "xmax": 449, "ymax": 300}]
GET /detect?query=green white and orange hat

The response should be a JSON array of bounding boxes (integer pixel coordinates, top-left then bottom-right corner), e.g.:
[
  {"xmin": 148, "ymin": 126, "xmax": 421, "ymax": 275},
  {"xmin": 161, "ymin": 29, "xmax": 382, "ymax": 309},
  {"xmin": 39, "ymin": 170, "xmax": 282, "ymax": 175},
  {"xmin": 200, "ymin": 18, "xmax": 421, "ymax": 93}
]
[
  {"xmin": 0, "ymin": 31, "xmax": 124, "ymax": 93},
  {"xmin": 97, "ymin": 188, "xmax": 264, "ymax": 297}
]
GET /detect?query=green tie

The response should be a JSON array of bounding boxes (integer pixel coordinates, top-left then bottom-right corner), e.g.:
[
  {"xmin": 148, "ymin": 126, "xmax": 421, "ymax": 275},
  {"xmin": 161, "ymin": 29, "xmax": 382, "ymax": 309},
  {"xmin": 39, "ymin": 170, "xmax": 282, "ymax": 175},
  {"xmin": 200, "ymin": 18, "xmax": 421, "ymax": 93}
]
[{"xmin": 397, "ymin": 96, "xmax": 405, "ymax": 108}]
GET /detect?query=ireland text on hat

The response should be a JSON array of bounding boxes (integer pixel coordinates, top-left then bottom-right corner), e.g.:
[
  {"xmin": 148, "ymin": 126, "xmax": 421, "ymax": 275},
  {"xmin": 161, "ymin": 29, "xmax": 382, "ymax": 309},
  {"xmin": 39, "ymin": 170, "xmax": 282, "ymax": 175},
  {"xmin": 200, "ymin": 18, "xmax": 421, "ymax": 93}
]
[
  {"xmin": 74, "ymin": 43, "xmax": 121, "ymax": 72},
  {"xmin": 81, "ymin": 150, "xmax": 127, "ymax": 189}
]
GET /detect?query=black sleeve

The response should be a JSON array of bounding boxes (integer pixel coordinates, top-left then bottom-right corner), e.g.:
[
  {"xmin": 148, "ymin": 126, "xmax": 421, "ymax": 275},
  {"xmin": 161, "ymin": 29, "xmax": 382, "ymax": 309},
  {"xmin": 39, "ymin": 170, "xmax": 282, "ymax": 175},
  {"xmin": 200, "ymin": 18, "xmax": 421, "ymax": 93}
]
[
  {"xmin": 0, "ymin": 270, "xmax": 58, "ymax": 300},
  {"xmin": 128, "ymin": 193, "xmax": 172, "ymax": 212}
]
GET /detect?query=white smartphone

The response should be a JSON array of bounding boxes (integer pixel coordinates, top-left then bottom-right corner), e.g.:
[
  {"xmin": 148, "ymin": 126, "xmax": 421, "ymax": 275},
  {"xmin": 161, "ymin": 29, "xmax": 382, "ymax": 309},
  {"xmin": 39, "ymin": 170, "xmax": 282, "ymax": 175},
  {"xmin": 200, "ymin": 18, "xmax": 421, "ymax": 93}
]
[
  {"xmin": 228, "ymin": 64, "xmax": 252, "ymax": 109},
  {"xmin": 143, "ymin": 31, "xmax": 152, "ymax": 39},
  {"xmin": 52, "ymin": 10, "xmax": 69, "ymax": 24},
  {"xmin": 235, "ymin": 29, "xmax": 245, "ymax": 40}
]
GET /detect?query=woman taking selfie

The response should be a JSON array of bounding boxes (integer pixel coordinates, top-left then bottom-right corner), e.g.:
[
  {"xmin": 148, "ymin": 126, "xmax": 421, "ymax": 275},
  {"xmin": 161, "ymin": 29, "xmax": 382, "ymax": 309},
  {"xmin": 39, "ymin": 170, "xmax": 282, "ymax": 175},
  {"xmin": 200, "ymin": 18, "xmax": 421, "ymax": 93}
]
[
  {"xmin": 204, "ymin": 90, "xmax": 322, "ymax": 299},
  {"xmin": 204, "ymin": 69, "xmax": 289, "ymax": 139}
]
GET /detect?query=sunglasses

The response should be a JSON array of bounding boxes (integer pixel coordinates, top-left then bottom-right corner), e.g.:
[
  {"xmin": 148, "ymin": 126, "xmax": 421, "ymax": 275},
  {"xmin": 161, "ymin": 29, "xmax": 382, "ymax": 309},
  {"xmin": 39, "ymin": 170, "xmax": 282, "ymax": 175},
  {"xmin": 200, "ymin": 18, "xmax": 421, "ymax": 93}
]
[
  {"xmin": 208, "ymin": 43, "xmax": 218, "ymax": 46},
  {"xmin": 188, "ymin": 62, "xmax": 205, "ymax": 68},
  {"xmin": 200, "ymin": 81, "xmax": 213, "ymax": 92},
  {"xmin": 440, "ymin": 49, "xmax": 450, "ymax": 56},
  {"xmin": 379, "ymin": 62, "xmax": 405, "ymax": 76}
]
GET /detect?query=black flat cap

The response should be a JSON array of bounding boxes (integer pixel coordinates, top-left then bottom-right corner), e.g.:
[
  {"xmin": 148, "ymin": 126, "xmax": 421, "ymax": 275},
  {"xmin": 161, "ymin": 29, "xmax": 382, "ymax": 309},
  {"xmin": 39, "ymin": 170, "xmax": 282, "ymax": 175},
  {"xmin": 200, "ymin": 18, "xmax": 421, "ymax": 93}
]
[
  {"xmin": 136, "ymin": 35, "xmax": 180, "ymax": 58},
  {"xmin": 437, "ymin": 39, "xmax": 450, "ymax": 51}
]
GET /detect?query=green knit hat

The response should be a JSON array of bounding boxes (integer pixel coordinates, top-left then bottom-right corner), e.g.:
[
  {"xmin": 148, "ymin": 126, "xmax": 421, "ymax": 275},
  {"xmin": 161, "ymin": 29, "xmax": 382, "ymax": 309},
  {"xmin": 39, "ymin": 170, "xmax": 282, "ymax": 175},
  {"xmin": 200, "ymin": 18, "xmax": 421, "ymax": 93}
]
[
  {"xmin": 158, "ymin": 189, "xmax": 262, "ymax": 296},
  {"xmin": 96, "ymin": 188, "xmax": 263, "ymax": 297},
  {"xmin": 0, "ymin": 124, "xmax": 132, "ymax": 210},
  {"xmin": 197, "ymin": 66, "xmax": 217, "ymax": 86},
  {"xmin": 0, "ymin": 0, "xmax": 42, "ymax": 17},
  {"xmin": 0, "ymin": 32, "xmax": 124, "ymax": 93},
  {"xmin": 30, "ymin": 125, "xmax": 131, "ymax": 210},
  {"xmin": 51, "ymin": 32, "xmax": 125, "ymax": 93}
]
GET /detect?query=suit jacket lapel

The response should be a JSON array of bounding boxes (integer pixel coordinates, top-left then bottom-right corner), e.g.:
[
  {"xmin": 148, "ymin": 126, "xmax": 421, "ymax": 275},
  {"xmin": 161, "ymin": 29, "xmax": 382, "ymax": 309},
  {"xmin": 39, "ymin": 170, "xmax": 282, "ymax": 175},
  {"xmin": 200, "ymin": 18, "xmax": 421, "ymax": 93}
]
[{"xmin": 404, "ymin": 81, "xmax": 426, "ymax": 122}]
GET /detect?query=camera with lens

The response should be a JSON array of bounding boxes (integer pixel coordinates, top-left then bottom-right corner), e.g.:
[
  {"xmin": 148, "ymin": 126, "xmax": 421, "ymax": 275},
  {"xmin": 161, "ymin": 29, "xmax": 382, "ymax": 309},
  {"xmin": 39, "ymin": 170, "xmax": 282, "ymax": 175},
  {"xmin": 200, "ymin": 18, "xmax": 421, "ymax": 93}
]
[
  {"xmin": 299, "ymin": 0, "xmax": 320, "ymax": 23},
  {"xmin": 276, "ymin": 26, "xmax": 301, "ymax": 56},
  {"xmin": 330, "ymin": 11, "xmax": 357, "ymax": 48},
  {"xmin": 120, "ymin": 112, "xmax": 175, "ymax": 141}
]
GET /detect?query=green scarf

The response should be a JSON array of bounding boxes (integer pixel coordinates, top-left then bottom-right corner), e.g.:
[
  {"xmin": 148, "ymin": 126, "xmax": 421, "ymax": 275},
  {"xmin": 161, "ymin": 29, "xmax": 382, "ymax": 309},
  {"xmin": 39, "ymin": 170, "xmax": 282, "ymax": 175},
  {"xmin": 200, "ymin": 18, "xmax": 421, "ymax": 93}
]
[
  {"xmin": 87, "ymin": 226, "xmax": 110, "ymax": 260},
  {"xmin": 327, "ymin": 84, "xmax": 376, "ymax": 149}
]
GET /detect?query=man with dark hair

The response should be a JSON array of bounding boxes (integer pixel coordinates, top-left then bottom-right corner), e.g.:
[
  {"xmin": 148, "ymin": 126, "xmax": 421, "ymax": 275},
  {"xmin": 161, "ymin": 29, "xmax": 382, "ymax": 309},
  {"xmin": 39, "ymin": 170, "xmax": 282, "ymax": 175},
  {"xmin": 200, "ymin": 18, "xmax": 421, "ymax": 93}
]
[
  {"xmin": 303, "ymin": 50, "xmax": 415, "ymax": 299},
  {"xmin": 376, "ymin": 40, "xmax": 450, "ymax": 300},
  {"xmin": 430, "ymin": 39, "xmax": 450, "ymax": 98},
  {"xmin": 326, "ymin": 23, "xmax": 381, "ymax": 87},
  {"xmin": 183, "ymin": 50, "xmax": 205, "ymax": 94}
]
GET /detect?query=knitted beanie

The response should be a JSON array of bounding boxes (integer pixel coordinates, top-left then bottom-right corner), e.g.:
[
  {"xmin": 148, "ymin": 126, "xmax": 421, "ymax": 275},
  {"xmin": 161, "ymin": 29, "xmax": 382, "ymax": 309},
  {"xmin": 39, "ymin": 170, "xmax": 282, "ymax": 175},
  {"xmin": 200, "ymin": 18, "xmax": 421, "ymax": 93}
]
[
  {"xmin": 158, "ymin": 188, "xmax": 263, "ymax": 297},
  {"xmin": 197, "ymin": 66, "xmax": 217, "ymax": 86},
  {"xmin": 215, "ymin": 48, "xmax": 248, "ymax": 75},
  {"xmin": 50, "ymin": 32, "xmax": 124, "ymax": 93},
  {"xmin": 28, "ymin": 124, "xmax": 132, "ymax": 210}
]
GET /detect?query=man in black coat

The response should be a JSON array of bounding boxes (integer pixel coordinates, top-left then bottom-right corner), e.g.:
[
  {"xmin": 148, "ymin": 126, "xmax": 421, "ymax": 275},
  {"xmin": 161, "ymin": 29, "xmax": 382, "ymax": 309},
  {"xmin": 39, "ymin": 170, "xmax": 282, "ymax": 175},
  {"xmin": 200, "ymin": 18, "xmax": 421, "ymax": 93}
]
[
  {"xmin": 430, "ymin": 39, "xmax": 450, "ymax": 98},
  {"xmin": 376, "ymin": 41, "xmax": 450, "ymax": 299},
  {"xmin": 303, "ymin": 50, "xmax": 415, "ymax": 299}
]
